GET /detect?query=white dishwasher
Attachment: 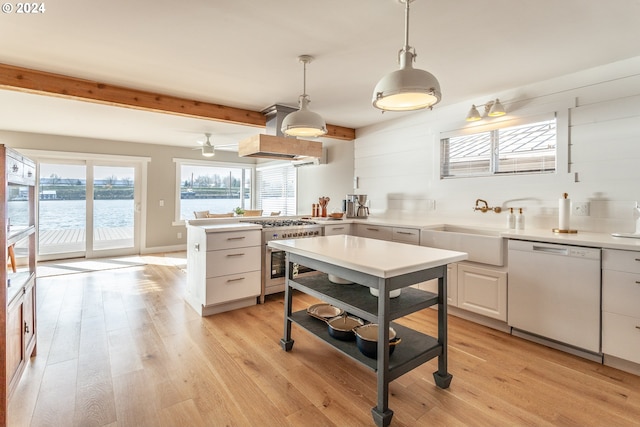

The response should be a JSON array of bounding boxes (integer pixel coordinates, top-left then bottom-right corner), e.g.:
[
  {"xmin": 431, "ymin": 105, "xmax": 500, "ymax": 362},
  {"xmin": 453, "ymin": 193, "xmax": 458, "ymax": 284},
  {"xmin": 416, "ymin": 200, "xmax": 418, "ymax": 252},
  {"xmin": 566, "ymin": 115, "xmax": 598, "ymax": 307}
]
[{"xmin": 508, "ymin": 240, "xmax": 601, "ymax": 356}]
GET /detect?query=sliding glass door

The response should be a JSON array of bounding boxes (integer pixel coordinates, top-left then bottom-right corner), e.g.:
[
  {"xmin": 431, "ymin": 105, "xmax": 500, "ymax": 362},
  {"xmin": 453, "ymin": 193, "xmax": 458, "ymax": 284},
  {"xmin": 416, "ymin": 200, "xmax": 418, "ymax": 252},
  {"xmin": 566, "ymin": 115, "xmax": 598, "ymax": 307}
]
[{"xmin": 38, "ymin": 160, "xmax": 140, "ymax": 260}]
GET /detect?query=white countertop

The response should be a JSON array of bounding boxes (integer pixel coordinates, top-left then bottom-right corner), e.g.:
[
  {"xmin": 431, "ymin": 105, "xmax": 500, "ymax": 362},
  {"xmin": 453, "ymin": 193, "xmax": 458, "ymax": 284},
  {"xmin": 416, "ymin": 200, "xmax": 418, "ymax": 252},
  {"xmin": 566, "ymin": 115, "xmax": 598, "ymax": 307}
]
[
  {"xmin": 187, "ymin": 214, "xmax": 640, "ymax": 251},
  {"xmin": 267, "ymin": 234, "xmax": 467, "ymax": 278},
  {"xmin": 189, "ymin": 222, "xmax": 262, "ymax": 233},
  {"xmin": 500, "ymin": 228, "xmax": 640, "ymax": 250}
]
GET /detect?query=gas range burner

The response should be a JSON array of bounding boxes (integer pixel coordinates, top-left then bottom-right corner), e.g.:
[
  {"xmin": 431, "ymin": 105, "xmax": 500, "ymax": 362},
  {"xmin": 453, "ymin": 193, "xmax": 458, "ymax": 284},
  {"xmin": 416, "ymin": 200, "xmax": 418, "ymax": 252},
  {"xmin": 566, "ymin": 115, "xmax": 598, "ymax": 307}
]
[{"xmin": 250, "ymin": 219, "xmax": 317, "ymax": 228}]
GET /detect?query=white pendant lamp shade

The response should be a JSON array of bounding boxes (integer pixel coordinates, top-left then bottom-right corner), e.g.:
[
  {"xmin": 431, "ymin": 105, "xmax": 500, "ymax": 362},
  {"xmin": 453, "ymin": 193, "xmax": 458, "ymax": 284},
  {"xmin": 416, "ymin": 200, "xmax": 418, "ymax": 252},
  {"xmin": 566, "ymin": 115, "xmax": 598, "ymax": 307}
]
[
  {"xmin": 281, "ymin": 95, "xmax": 327, "ymax": 137},
  {"xmin": 281, "ymin": 55, "xmax": 327, "ymax": 138},
  {"xmin": 372, "ymin": 0, "xmax": 441, "ymax": 111},
  {"xmin": 373, "ymin": 50, "xmax": 441, "ymax": 111}
]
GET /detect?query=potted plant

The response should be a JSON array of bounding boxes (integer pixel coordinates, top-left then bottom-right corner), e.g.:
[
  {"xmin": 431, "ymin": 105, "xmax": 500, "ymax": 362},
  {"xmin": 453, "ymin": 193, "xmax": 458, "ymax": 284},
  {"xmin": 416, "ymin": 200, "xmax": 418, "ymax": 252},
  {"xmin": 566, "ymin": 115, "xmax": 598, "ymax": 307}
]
[{"xmin": 234, "ymin": 207, "xmax": 245, "ymax": 216}]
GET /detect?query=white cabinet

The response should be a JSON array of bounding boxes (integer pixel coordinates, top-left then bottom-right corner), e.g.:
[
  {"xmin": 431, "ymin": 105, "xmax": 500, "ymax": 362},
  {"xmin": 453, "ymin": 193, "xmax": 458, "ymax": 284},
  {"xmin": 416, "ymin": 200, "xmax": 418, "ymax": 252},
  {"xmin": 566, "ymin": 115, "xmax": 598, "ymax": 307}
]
[
  {"xmin": 419, "ymin": 262, "xmax": 506, "ymax": 321},
  {"xmin": 602, "ymin": 249, "xmax": 640, "ymax": 365},
  {"xmin": 417, "ymin": 263, "xmax": 458, "ymax": 306},
  {"xmin": 324, "ymin": 223, "xmax": 353, "ymax": 236},
  {"xmin": 457, "ymin": 263, "xmax": 507, "ymax": 321},
  {"xmin": 186, "ymin": 224, "xmax": 262, "ymax": 316}
]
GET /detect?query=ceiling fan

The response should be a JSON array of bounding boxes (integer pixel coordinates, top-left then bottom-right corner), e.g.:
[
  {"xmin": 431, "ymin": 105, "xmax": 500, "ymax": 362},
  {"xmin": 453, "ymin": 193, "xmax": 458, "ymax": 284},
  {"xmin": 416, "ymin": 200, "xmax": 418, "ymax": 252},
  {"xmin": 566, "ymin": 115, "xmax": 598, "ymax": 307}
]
[
  {"xmin": 198, "ymin": 133, "xmax": 215, "ymax": 157},
  {"xmin": 193, "ymin": 132, "xmax": 240, "ymax": 157}
]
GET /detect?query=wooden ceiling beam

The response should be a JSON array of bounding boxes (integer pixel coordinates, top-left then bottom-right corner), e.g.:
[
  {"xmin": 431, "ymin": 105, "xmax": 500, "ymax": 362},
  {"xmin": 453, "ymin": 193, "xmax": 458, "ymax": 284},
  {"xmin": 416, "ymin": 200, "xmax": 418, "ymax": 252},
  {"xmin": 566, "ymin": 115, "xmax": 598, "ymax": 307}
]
[{"xmin": 0, "ymin": 63, "xmax": 356, "ymax": 141}]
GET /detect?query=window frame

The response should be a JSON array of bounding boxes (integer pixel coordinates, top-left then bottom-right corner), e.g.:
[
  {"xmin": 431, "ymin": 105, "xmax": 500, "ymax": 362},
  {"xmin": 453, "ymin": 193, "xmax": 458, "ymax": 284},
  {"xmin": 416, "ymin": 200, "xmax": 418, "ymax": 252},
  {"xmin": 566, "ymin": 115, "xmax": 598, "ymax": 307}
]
[
  {"xmin": 440, "ymin": 112, "xmax": 558, "ymax": 179},
  {"xmin": 173, "ymin": 158, "xmax": 255, "ymax": 224}
]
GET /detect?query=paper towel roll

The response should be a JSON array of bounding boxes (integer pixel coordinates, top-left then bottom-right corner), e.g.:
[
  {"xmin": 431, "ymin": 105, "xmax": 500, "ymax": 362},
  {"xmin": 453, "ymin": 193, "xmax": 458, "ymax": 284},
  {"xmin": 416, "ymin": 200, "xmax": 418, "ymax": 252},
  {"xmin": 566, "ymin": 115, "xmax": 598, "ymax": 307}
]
[{"xmin": 559, "ymin": 193, "xmax": 570, "ymax": 230}]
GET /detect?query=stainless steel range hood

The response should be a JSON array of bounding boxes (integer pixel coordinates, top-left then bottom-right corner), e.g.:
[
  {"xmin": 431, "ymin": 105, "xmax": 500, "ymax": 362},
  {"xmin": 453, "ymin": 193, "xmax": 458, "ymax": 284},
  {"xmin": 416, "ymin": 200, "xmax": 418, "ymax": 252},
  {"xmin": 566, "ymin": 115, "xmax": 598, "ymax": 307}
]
[{"xmin": 238, "ymin": 104, "xmax": 323, "ymax": 160}]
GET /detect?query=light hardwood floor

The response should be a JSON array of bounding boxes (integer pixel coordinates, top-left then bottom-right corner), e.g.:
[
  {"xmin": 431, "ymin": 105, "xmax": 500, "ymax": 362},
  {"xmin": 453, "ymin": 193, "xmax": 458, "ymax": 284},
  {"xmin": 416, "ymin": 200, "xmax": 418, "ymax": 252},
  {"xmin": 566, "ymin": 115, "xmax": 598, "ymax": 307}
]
[{"xmin": 8, "ymin": 253, "xmax": 640, "ymax": 427}]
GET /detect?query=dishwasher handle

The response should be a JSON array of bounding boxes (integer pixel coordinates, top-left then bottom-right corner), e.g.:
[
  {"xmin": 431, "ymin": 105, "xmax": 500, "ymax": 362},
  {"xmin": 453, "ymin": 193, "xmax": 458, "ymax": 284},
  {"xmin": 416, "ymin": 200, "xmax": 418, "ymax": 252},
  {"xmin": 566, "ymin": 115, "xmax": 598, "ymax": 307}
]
[{"xmin": 532, "ymin": 245, "xmax": 569, "ymax": 256}]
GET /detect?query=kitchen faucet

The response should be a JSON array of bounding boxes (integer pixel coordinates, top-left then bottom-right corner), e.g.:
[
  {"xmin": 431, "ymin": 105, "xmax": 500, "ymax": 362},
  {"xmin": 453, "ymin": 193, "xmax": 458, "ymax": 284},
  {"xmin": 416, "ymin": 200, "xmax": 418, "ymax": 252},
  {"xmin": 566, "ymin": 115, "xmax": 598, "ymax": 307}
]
[{"xmin": 474, "ymin": 199, "xmax": 502, "ymax": 213}]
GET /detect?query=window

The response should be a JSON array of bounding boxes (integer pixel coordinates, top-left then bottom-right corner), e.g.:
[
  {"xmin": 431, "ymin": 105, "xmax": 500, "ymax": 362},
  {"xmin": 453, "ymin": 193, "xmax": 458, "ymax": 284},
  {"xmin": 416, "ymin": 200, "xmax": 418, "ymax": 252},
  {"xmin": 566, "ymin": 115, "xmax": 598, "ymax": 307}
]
[
  {"xmin": 441, "ymin": 117, "xmax": 557, "ymax": 178},
  {"xmin": 256, "ymin": 164, "xmax": 296, "ymax": 216},
  {"xmin": 175, "ymin": 160, "xmax": 252, "ymax": 220}
]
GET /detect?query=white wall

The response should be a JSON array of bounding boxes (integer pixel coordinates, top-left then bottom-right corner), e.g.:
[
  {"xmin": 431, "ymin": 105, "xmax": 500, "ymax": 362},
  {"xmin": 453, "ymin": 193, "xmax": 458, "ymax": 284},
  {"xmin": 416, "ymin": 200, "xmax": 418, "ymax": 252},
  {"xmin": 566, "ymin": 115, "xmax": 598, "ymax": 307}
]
[
  {"xmin": 354, "ymin": 56, "xmax": 640, "ymax": 233},
  {"xmin": 296, "ymin": 138, "xmax": 354, "ymax": 215}
]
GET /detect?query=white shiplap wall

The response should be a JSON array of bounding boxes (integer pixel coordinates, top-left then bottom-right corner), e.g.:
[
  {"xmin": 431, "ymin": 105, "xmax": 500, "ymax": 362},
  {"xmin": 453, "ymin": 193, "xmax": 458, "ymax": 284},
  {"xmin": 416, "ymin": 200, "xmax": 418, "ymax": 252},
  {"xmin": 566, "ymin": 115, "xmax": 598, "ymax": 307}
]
[{"xmin": 355, "ymin": 56, "xmax": 640, "ymax": 233}]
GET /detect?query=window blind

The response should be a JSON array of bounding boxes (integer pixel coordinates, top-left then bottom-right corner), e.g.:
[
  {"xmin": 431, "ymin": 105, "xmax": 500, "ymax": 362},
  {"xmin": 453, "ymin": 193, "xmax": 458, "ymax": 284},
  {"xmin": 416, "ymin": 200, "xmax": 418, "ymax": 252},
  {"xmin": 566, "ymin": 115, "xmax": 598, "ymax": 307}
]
[{"xmin": 256, "ymin": 164, "xmax": 296, "ymax": 216}]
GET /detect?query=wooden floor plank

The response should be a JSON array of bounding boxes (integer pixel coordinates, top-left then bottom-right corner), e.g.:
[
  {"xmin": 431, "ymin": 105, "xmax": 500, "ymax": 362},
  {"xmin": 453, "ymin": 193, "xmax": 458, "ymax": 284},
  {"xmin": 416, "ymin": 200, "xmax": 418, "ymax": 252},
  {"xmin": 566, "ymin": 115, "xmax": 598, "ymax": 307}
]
[{"xmin": 8, "ymin": 253, "xmax": 640, "ymax": 427}]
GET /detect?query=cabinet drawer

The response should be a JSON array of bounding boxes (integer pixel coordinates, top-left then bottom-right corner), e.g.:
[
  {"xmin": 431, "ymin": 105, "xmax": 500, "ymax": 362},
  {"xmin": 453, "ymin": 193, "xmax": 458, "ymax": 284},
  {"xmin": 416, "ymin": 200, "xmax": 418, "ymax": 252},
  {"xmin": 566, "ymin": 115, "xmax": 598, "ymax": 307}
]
[
  {"xmin": 206, "ymin": 230, "xmax": 261, "ymax": 251},
  {"xmin": 205, "ymin": 270, "xmax": 261, "ymax": 306},
  {"xmin": 324, "ymin": 224, "xmax": 352, "ymax": 236},
  {"xmin": 392, "ymin": 227, "xmax": 419, "ymax": 245},
  {"xmin": 603, "ymin": 270, "xmax": 640, "ymax": 317},
  {"xmin": 602, "ymin": 311, "xmax": 640, "ymax": 364},
  {"xmin": 356, "ymin": 224, "xmax": 392, "ymax": 241},
  {"xmin": 206, "ymin": 246, "xmax": 261, "ymax": 277},
  {"xmin": 603, "ymin": 249, "xmax": 640, "ymax": 273}
]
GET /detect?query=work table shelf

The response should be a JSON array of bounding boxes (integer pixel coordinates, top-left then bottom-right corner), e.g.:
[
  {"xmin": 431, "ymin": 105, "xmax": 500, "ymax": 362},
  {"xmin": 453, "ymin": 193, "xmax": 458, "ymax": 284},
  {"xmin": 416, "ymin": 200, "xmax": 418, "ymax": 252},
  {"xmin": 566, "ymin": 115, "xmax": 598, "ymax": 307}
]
[
  {"xmin": 291, "ymin": 273, "xmax": 439, "ymax": 324},
  {"xmin": 290, "ymin": 310, "xmax": 442, "ymax": 382}
]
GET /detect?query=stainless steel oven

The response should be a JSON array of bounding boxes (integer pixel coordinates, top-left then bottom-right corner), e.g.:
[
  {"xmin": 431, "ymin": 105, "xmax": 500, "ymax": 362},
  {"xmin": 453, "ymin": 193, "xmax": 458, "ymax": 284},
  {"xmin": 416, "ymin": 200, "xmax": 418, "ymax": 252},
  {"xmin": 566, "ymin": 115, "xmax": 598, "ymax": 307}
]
[{"xmin": 248, "ymin": 219, "xmax": 323, "ymax": 301}]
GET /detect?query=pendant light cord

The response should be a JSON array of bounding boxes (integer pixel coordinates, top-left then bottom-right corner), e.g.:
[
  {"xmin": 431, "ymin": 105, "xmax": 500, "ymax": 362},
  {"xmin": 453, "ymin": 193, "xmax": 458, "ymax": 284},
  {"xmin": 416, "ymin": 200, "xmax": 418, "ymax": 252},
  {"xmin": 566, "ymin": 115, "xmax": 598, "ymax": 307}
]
[{"xmin": 403, "ymin": 0, "xmax": 410, "ymax": 51}]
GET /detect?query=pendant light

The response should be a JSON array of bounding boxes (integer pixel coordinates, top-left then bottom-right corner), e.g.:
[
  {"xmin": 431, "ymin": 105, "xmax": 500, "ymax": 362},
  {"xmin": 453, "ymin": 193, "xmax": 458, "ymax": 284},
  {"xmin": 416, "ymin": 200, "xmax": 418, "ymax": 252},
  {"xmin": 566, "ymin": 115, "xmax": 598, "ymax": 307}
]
[
  {"xmin": 281, "ymin": 55, "xmax": 327, "ymax": 138},
  {"xmin": 201, "ymin": 133, "xmax": 214, "ymax": 157},
  {"xmin": 372, "ymin": 0, "xmax": 441, "ymax": 111}
]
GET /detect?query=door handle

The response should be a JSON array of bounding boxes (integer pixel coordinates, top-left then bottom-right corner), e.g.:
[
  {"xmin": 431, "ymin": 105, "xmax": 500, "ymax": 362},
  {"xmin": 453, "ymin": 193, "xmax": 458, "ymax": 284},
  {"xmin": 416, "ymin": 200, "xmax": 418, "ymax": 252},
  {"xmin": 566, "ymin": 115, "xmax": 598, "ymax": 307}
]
[
  {"xmin": 227, "ymin": 277, "xmax": 245, "ymax": 283},
  {"xmin": 226, "ymin": 253, "xmax": 245, "ymax": 257}
]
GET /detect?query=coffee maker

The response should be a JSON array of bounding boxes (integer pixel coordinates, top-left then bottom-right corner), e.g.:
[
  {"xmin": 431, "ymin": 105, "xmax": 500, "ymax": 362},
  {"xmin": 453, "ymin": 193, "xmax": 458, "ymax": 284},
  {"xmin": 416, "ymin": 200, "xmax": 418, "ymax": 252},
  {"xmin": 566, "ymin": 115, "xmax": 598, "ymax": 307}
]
[{"xmin": 356, "ymin": 195, "xmax": 369, "ymax": 218}]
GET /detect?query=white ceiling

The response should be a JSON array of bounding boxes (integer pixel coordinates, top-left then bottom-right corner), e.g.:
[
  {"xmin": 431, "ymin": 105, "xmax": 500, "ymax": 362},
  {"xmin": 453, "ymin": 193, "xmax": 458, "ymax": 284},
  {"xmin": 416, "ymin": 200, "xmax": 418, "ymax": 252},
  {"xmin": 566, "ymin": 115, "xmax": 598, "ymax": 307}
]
[{"xmin": 1, "ymin": 0, "xmax": 640, "ymax": 150}]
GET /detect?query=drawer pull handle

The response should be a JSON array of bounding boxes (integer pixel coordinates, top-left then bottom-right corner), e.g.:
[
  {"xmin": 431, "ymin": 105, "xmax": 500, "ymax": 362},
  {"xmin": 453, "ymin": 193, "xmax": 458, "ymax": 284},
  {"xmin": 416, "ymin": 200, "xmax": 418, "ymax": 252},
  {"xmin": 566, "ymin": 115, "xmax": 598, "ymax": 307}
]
[
  {"xmin": 636, "ymin": 326, "xmax": 640, "ymax": 330},
  {"xmin": 227, "ymin": 253, "xmax": 245, "ymax": 257},
  {"xmin": 366, "ymin": 228, "xmax": 379, "ymax": 231},
  {"xmin": 332, "ymin": 227, "xmax": 345, "ymax": 230},
  {"xmin": 396, "ymin": 231, "xmax": 413, "ymax": 235},
  {"xmin": 227, "ymin": 277, "xmax": 245, "ymax": 283},
  {"xmin": 227, "ymin": 236, "xmax": 246, "ymax": 241},
  {"xmin": 635, "ymin": 258, "xmax": 640, "ymax": 262}
]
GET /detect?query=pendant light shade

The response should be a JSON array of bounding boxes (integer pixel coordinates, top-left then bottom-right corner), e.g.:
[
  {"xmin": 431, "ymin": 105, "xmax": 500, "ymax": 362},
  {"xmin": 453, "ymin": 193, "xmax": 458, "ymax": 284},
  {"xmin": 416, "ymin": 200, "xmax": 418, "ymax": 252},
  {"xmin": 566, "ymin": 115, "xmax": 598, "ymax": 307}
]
[
  {"xmin": 373, "ymin": 0, "xmax": 441, "ymax": 111},
  {"xmin": 201, "ymin": 133, "xmax": 214, "ymax": 157},
  {"xmin": 281, "ymin": 55, "xmax": 327, "ymax": 138}
]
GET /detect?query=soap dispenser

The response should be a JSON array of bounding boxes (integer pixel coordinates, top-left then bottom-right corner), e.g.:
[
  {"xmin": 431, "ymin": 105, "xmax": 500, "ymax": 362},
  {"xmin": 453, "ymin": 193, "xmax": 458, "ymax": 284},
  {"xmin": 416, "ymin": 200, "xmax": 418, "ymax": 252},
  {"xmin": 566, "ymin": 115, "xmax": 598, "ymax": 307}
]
[
  {"xmin": 515, "ymin": 208, "xmax": 525, "ymax": 230},
  {"xmin": 507, "ymin": 208, "xmax": 515, "ymax": 229}
]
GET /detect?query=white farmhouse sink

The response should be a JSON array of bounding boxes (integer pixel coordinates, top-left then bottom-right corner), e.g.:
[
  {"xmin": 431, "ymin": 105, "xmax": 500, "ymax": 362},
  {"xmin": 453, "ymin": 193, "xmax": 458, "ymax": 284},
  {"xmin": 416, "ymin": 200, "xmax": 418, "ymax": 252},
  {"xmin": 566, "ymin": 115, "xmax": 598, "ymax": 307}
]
[{"xmin": 421, "ymin": 225, "xmax": 505, "ymax": 266}]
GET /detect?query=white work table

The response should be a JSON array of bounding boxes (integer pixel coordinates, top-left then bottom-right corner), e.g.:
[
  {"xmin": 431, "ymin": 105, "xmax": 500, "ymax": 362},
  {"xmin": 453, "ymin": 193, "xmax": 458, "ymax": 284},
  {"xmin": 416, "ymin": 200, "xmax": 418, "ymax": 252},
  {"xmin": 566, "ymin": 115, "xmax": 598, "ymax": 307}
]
[
  {"xmin": 271, "ymin": 234, "xmax": 467, "ymax": 427},
  {"xmin": 268, "ymin": 234, "xmax": 467, "ymax": 278}
]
